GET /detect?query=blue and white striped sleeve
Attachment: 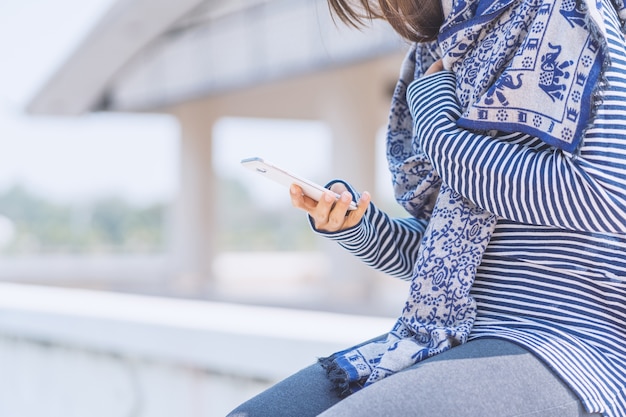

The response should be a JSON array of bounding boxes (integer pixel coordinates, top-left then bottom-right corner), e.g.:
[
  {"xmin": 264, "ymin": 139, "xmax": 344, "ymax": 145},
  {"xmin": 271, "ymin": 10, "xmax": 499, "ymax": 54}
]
[
  {"xmin": 310, "ymin": 182, "xmax": 428, "ymax": 280},
  {"xmin": 407, "ymin": 71, "xmax": 626, "ymax": 234}
]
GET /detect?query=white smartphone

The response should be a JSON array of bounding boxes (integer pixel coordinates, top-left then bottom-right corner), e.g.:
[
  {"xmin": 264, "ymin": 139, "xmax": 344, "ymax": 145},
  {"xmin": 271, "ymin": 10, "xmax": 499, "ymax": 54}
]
[{"xmin": 240, "ymin": 157, "xmax": 357, "ymax": 210}]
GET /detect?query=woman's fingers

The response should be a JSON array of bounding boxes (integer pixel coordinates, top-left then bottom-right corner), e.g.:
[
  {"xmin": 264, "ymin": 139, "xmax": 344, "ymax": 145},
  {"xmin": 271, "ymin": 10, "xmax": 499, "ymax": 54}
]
[
  {"xmin": 289, "ymin": 185, "xmax": 336, "ymax": 229},
  {"xmin": 313, "ymin": 190, "xmax": 371, "ymax": 232},
  {"xmin": 329, "ymin": 182, "xmax": 349, "ymax": 195},
  {"xmin": 323, "ymin": 191, "xmax": 353, "ymax": 230},
  {"xmin": 289, "ymin": 184, "xmax": 369, "ymax": 232},
  {"xmin": 343, "ymin": 191, "xmax": 370, "ymax": 229},
  {"xmin": 312, "ymin": 191, "xmax": 341, "ymax": 229},
  {"xmin": 289, "ymin": 184, "xmax": 317, "ymax": 212},
  {"xmin": 425, "ymin": 59, "xmax": 443, "ymax": 75}
]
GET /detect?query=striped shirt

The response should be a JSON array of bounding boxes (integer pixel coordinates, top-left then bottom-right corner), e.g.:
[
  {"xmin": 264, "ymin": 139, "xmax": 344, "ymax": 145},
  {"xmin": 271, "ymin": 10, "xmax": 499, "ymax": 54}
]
[{"xmin": 324, "ymin": 3, "xmax": 626, "ymax": 416}]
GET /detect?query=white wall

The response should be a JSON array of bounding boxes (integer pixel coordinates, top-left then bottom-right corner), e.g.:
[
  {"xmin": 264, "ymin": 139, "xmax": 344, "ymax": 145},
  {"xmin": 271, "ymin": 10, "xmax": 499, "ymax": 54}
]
[
  {"xmin": 0, "ymin": 337, "xmax": 268, "ymax": 417},
  {"xmin": 0, "ymin": 283, "xmax": 394, "ymax": 416}
]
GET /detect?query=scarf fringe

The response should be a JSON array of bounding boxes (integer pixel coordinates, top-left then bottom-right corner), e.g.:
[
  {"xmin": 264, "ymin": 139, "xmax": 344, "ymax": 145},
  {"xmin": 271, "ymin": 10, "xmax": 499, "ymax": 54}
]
[{"xmin": 318, "ymin": 356, "xmax": 352, "ymax": 398}]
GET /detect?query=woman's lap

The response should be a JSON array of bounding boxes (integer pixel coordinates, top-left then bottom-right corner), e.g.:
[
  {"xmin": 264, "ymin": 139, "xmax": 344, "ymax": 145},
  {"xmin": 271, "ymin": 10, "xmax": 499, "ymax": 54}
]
[
  {"xmin": 227, "ymin": 338, "xmax": 599, "ymax": 417},
  {"xmin": 226, "ymin": 359, "xmax": 341, "ymax": 417}
]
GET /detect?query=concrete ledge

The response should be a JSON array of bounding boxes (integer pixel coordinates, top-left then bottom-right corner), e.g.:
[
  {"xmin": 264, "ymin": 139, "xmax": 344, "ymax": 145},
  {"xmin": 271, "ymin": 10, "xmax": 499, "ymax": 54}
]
[{"xmin": 0, "ymin": 283, "xmax": 393, "ymax": 381}]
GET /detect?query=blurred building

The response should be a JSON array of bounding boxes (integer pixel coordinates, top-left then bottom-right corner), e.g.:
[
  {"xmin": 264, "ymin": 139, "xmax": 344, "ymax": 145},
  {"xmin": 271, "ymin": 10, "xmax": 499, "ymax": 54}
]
[
  {"xmin": 27, "ymin": 0, "xmax": 408, "ymax": 305},
  {"xmin": 3, "ymin": 1, "xmax": 413, "ymax": 415}
]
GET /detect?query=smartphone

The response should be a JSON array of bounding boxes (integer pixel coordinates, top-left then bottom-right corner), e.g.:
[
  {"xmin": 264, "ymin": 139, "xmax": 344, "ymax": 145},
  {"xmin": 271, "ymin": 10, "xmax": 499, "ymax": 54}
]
[{"xmin": 240, "ymin": 157, "xmax": 357, "ymax": 210}]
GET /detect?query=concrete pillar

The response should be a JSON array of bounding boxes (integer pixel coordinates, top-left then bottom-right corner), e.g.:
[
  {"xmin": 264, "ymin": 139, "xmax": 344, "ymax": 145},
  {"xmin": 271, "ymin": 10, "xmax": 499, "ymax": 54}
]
[
  {"xmin": 316, "ymin": 67, "xmax": 392, "ymax": 306},
  {"xmin": 320, "ymin": 81, "xmax": 386, "ymax": 191},
  {"xmin": 163, "ymin": 53, "xmax": 403, "ymax": 308},
  {"xmin": 169, "ymin": 105, "xmax": 219, "ymax": 296}
]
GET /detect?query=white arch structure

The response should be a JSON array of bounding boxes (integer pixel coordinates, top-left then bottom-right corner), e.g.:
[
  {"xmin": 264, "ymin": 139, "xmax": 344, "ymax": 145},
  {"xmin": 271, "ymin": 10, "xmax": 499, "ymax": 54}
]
[{"xmin": 27, "ymin": 0, "xmax": 408, "ymax": 301}]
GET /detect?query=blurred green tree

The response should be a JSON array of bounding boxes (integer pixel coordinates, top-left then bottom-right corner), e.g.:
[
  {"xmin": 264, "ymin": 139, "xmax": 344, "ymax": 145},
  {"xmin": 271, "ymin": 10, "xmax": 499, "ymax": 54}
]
[
  {"xmin": 215, "ymin": 177, "xmax": 318, "ymax": 251},
  {"xmin": 0, "ymin": 178, "xmax": 318, "ymax": 256},
  {"xmin": 0, "ymin": 185, "xmax": 167, "ymax": 254}
]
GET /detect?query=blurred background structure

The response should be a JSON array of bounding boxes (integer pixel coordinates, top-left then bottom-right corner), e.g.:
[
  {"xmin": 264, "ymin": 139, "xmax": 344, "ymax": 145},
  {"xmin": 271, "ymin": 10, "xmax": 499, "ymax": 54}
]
[{"xmin": 0, "ymin": 0, "xmax": 414, "ymax": 415}]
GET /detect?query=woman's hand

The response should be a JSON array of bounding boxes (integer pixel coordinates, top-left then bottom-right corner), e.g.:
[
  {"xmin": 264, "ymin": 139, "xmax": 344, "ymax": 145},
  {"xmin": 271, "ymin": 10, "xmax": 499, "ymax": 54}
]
[
  {"xmin": 425, "ymin": 59, "xmax": 443, "ymax": 75},
  {"xmin": 289, "ymin": 182, "xmax": 371, "ymax": 232}
]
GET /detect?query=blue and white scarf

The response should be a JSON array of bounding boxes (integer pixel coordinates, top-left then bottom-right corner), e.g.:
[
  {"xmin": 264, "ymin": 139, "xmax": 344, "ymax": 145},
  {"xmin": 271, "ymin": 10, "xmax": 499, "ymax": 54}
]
[
  {"xmin": 443, "ymin": 0, "xmax": 610, "ymax": 152},
  {"xmin": 320, "ymin": 0, "xmax": 622, "ymax": 396}
]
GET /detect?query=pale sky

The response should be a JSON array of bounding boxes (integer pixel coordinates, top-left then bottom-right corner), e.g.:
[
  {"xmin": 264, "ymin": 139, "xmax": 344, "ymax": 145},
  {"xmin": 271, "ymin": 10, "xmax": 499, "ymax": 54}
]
[{"xmin": 0, "ymin": 0, "xmax": 178, "ymax": 206}]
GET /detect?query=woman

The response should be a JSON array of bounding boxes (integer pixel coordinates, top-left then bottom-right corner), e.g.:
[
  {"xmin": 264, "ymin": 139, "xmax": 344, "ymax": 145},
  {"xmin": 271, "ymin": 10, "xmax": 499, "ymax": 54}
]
[{"xmin": 227, "ymin": 0, "xmax": 626, "ymax": 415}]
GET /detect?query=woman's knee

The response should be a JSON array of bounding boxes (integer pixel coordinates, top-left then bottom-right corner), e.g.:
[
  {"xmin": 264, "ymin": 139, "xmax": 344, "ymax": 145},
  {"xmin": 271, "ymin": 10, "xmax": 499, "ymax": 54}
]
[{"xmin": 226, "ymin": 362, "xmax": 341, "ymax": 417}]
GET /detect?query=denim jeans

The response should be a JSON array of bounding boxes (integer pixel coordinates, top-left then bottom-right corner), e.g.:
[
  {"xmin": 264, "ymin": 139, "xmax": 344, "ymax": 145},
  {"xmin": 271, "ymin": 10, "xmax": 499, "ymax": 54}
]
[{"xmin": 226, "ymin": 338, "xmax": 601, "ymax": 417}]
